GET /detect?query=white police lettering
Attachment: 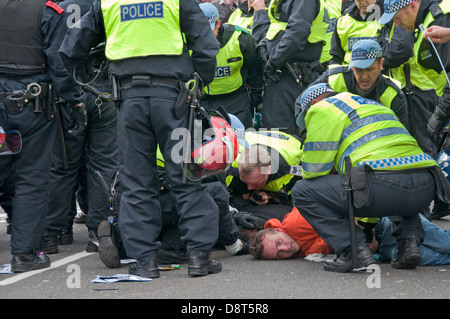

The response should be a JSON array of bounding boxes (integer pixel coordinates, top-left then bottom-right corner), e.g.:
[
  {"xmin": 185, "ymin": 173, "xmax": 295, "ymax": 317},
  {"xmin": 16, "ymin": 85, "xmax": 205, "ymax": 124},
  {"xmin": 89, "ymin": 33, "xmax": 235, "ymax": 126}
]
[
  {"xmin": 120, "ymin": 1, "xmax": 164, "ymax": 22},
  {"xmin": 347, "ymin": 37, "xmax": 376, "ymax": 51},
  {"xmin": 215, "ymin": 66, "xmax": 231, "ymax": 78}
]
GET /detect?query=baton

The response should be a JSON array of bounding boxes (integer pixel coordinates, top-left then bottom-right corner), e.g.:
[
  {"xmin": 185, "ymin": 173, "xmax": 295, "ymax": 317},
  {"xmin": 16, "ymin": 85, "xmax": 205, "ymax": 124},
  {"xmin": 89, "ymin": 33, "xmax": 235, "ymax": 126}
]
[
  {"xmin": 286, "ymin": 62, "xmax": 302, "ymax": 88},
  {"xmin": 344, "ymin": 156, "xmax": 358, "ymax": 269},
  {"xmin": 181, "ymin": 73, "xmax": 201, "ymax": 184}
]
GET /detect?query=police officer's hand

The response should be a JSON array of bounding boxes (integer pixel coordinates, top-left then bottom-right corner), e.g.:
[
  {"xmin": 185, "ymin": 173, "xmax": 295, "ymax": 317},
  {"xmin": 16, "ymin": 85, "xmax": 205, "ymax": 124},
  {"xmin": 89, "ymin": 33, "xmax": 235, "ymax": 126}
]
[
  {"xmin": 427, "ymin": 106, "xmax": 447, "ymax": 143},
  {"xmin": 68, "ymin": 102, "xmax": 87, "ymax": 136},
  {"xmin": 231, "ymin": 209, "xmax": 266, "ymax": 230},
  {"xmin": 249, "ymin": 190, "xmax": 270, "ymax": 205},
  {"xmin": 249, "ymin": 87, "xmax": 263, "ymax": 109},
  {"xmin": 264, "ymin": 60, "xmax": 282, "ymax": 82}
]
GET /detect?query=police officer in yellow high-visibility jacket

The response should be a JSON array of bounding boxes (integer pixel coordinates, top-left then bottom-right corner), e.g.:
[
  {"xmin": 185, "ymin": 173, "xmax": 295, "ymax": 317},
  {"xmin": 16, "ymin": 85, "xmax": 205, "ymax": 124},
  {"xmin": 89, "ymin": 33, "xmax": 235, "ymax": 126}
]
[
  {"xmin": 292, "ymin": 83, "xmax": 445, "ymax": 273},
  {"xmin": 199, "ymin": 3, "xmax": 264, "ymax": 129},
  {"xmin": 379, "ymin": 0, "xmax": 450, "ymax": 219},
  {"xmin": 330, "ymin": 0, "xmax": 382, "ymax": 65},
  {"xmin": 226, "ymin": 129, "xmax": 303, "ymax": 200},
  {"xmin": 251, "ymin": 0, "xmax": 336, "ymax": 135},
  {"xmin": 59, "ymin": 0, "xmax": 222, "ymax": 279}
]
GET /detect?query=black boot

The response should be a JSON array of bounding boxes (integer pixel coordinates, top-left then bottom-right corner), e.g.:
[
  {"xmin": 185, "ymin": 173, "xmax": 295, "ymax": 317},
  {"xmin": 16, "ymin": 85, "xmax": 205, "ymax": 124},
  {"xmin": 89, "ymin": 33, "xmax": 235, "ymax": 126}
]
[
  {"xmin": 97, "ymin": 220, "xmax": 121, "ymax": 268},
  {"xmin": 324, "ymin": 243, "xmax": 375, "ymax": 273},
  {"xmin": 188, "ymin": 255, "xmax": 222, "ymax": 277},
  {"xmin": 58, "ymin": 227, "xmax": 73, "ymax": 245},
  {"xmin": 391, "ymin": 238, "xmax": 421, "ymax": 269},
  {"xmin": 129, "ymin": 259, "xmax": 160, "ymax": 278},
  {"xmin": 11, "ymin": 251, "xmax": 51, "ymax": 273},
  {"xmin": 429, "ymin": 201, "xmax": 450, "ymax": 220},
  {"xmin": 38, "ymin": 231, "xmax": 59, "ymax": 254},
  {"xmin": 156, "ymin": 248, "xmax": 189, "ymax": 264}
]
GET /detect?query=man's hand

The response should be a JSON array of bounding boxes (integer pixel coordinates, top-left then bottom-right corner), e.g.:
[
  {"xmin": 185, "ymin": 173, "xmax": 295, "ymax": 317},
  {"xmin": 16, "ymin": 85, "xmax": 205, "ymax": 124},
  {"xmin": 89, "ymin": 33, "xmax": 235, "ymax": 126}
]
[
  {"xmin": 68, "ymin": 102, "xmax": 87, "ymax": 136},
  {"xmin": 424, "ymin": 25, "xmax": 450, "ymax": 44},
  {"xmin": 264, "ymin": 60, "xmax": 282, "ymax": 82},
  {"xmin": 249, "ymin": 191, "xmax": 270, "ymax": 205},
  {"xmin": 249, "ymin": 0, "xmax": 266, "ymax": 11},
  {"xmin": 427, "ymin": 106, "xmax": 447, "ymax": 143}
]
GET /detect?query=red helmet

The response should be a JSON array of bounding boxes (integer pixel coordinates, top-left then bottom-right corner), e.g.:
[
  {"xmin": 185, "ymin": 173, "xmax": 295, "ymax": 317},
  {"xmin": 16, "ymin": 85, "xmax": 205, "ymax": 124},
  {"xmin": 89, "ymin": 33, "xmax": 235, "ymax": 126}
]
[
  {"xmin": 182, "ymin": 108, "xmax": 238, "ymax": 181},
  {"xmin": 0, "ymin": 126, "xmax": 21, "ymax": 156}
]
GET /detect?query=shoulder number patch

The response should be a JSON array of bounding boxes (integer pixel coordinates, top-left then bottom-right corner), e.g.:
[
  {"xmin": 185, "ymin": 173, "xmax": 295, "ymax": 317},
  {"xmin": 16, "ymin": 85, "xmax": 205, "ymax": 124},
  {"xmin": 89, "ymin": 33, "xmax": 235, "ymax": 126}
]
[{"xmin": 45, "ymin": 1, "xmax": 65, "ymax": 14}]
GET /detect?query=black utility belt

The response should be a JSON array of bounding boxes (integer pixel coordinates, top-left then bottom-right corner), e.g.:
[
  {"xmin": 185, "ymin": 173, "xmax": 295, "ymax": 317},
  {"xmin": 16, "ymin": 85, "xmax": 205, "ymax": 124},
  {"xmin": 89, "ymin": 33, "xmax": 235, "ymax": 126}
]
[
  {"xmin": 120, "ymin": 75, "xmax": 179, "ymax": 89},
  {"xmin": 0, "ymin": 82, "xmax": 54, "ymax": 118}
]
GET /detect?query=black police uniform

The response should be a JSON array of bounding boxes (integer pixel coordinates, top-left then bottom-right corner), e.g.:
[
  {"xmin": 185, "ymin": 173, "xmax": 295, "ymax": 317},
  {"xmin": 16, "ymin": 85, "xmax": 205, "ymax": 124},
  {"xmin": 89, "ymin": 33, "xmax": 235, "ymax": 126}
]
[
  {"xmin": 201, "ymin": 23, "xmax": 264, "ymax": 129},
  {"xmin": 0, "ymin": 0, "xmax": 85, "ymax": 272},
  {"xmin": 59, "ymin": 0, "xmax": 222, "ymax": 277},
  {"xmin": 252, "ymin": 0, "xmax": 325, "ymax": 135},
  {"xmin": 41, "ymin": 0, "xmax": 119, "ymax": 254}
]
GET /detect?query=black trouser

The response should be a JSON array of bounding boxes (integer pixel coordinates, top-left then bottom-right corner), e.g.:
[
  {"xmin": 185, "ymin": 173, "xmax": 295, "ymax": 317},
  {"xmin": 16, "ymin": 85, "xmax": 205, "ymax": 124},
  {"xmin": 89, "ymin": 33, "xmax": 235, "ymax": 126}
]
[
  {"xmin": 117, "ymin": 85, "xmax": 219, "ymax": 263},
  {"xmin": 261, "ymin": 66, "xmax": 319, "ymax": 135},
  {"xmin": 292, "ymin": 169, "xmax": 436, "ymax": 254},
  {"xmin": 160, "ymin": 181, "xmax": 239, "ymax": 250},
  {"xmin": 44, "ymin": 93, "xmax": 118, "ymax": 235},
  {"xmin": 0, "ymin": 102, "xmax": 56, "ymax": 255}
]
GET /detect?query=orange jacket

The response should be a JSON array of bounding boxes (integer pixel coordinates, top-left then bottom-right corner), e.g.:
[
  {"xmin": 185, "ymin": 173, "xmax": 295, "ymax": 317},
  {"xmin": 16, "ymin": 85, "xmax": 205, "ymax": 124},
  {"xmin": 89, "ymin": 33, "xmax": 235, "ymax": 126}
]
[{"xmin": 265, "ymin": 207, "xmax": 333, "ymax": 257}]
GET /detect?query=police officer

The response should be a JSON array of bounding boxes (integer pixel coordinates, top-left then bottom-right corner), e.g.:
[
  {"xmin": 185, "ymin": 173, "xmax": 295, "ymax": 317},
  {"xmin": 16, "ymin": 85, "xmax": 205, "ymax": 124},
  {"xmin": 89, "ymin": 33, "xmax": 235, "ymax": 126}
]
[
  {"xmin": 199, "ymin": 3, "xmax": 264, "ymax": 129},
  {"xmin": 330, "ymin": 0, "xmax": 382, "ymax": 65},
  {"xmin": 0, "ymin": 0, "xmax": 87, "ymax": 272},
  {"xmin": 251, "ymin": 0, "xmax": 334, "ymax": 135},
  {"xmin": 312, "ymin": 40, "xmax": 410, "ymax": 129},
  {"xmin": 226, "ymin": 119, "xmax": 303, "ymax": 214},
  {"xmin": 379, "ymin": 0, "xmax": 450, "ymax": 218},
  {"xmin": 39, "ymin": 0, "xmax": 119, "ymax": 255},
  {"xmin": 379, "ymin": 0, "xmax": 447, "ymax": 159},
  {"xmin": 292, "ymin": 84, "xmax": 446, "ymax": 272},
  {"xmin": 59, "ymin": 0, "xmax": 223, "ymax": 278}
]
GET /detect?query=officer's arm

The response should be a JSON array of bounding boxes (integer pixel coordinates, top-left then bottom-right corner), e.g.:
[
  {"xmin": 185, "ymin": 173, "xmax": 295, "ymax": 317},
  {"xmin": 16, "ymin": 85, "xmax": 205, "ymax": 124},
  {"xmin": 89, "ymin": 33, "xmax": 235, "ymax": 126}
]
[
  {"xmin": 378, "ymin": 23, "xmax": 414, "ymax": 70},
  {"xmin": 269, "ymin": 0, "xmax": 319, "ymax": 68},
  {"xmin": 181, "ymin": 0, "xmax": 220, "ymax": 86},
  {"xmin": 58, "ymin": 1, "xmax": 106, "ymax": 88},
  {"xmin": 239, "ymin": 32, "xmax": 264, "ymax": 90},
  {"xmin": 42, "ymin": 4, "xmax": 85, "ymax": 105},
  {"xmin": 251, "ymin": 5, "xmax": 271, "ymax": 44},
  {"xmin": 329, "ymin": 20, "xmax": 345, "ymax": 65}
]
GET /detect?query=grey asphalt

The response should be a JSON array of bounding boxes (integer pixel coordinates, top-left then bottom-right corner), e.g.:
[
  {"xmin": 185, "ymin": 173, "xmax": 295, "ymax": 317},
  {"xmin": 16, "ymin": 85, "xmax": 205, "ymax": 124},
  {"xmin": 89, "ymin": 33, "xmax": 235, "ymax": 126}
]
[{"xmin": 0, "ymin": 210, "xmax": 449, "ymax": 303}]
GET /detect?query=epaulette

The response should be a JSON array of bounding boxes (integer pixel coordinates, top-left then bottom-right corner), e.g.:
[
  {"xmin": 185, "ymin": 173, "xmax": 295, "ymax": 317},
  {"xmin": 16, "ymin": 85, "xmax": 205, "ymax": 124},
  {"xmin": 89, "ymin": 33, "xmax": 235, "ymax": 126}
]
[
  {"xmin": 45, "ymin": 1, "xmax": 64, "ymax": 14},
  {"xmin": 429, "ymin": 2, "xmax": 443, "ymax": 18}
]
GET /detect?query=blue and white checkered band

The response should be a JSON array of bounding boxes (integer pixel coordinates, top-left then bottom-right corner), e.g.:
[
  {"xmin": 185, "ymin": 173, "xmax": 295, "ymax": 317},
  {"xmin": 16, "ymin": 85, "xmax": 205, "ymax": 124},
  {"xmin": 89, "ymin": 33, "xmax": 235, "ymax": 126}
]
[
  {"xmin": 383, "ymin": 0, "xmax": 412, "ymax": 13},
  {"xmin": 208, "ymin": 15, "xmax": 219, "ymax": 24},
  {"xmin": 351, "ymin": 49, "xmax": 383, "ymax": 61},
  {"xmin": 301, "ymin": 87, "xmax": 332, "ymax": 110}
]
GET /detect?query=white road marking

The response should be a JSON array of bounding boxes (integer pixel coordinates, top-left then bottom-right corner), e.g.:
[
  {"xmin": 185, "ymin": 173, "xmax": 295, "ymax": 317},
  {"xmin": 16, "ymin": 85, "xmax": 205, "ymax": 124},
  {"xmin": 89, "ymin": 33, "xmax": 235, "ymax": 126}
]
[{"xmin": 0, "ymin": 251, "xmax": 94, "ymax": 286}]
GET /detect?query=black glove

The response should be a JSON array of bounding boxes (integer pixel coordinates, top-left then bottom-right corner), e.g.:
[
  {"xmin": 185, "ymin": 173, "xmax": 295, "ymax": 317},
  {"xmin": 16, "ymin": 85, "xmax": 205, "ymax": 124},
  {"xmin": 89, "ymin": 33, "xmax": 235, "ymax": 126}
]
[
  {"xmin": 68, "ymin": 103, "xmax": 87, "ymax": 136},
  {"xmin": 249, "ymin": 87, "xmax": 263, "ymax": 109},
  {"xmin": 232, "ymin": 210, "xmax": 266, "ymax": 230},
  {"xmin": 427, "ymin": 106, "xmax": 447, "ymax": 144},
  {"xmin": 264, "ymin": 60, "xmax": 282, "ymax": 82}
]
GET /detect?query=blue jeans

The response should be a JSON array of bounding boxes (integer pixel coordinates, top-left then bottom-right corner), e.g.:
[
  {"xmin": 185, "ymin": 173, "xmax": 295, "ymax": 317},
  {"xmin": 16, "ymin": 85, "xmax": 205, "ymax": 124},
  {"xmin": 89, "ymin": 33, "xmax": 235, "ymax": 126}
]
[{"xmin": 378, "ymin": 214, "xmax": 450, "ymax": 265}]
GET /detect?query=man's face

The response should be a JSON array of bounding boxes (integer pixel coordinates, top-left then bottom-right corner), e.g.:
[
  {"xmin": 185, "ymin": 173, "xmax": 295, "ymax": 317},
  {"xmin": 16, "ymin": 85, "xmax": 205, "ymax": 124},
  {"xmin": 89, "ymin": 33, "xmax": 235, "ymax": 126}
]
[
  {"xmin": 393, "ymin": 5, "xmax": 417, "ymax": 32},
  {"xmin": 239, "ymin": 167, "xmax": 269, "ymax": 190},
  {"xmin": 261, "ymin": 229, "xmax": 300, "ymax": 260},
  {"xmin": 352, "ymin": 59, "xmax": 383, "ymax": 91},
  {"xmin": 355, "ymin": 0, "xmax": 376, "ymax": 15}
]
